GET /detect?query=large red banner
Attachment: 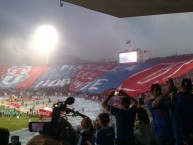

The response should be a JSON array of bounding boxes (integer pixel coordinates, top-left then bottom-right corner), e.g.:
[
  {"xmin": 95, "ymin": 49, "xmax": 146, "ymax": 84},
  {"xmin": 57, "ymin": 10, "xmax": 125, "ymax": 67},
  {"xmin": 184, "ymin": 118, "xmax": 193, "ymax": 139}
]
[{"xmin": 121, "ymin": 59, "xmax": 193, "ymax": 96}]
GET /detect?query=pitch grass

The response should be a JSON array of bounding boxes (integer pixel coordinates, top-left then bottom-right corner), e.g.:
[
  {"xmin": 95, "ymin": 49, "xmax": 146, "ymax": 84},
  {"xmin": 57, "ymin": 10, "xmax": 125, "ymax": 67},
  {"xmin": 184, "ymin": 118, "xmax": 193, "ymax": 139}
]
[
  {"xmin": 0, "ymin": 107, "xmax": 39, "ymax": 131},
  {"xmin": 0, "ymin": 115, "xmax": 39, "ymax": 132}
]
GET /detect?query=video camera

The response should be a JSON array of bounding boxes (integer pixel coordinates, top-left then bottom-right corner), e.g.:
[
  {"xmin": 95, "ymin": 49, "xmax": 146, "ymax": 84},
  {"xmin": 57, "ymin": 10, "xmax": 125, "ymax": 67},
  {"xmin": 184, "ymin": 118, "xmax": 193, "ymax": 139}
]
[{"xmin": 28, "ymin": 97, "xmax": 75, "ymax": 141}]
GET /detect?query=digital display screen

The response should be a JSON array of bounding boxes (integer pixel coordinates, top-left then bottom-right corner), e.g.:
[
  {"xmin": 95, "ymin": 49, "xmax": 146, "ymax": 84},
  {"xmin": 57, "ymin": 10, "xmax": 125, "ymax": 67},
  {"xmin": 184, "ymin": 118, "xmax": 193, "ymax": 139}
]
[
  {"xmin": 31, "ymin": 122, "xmax": 44, "ymax": 131},
  {"xmin": 119, "ymin": 51, "xmax": 138, "ymax": 63}
]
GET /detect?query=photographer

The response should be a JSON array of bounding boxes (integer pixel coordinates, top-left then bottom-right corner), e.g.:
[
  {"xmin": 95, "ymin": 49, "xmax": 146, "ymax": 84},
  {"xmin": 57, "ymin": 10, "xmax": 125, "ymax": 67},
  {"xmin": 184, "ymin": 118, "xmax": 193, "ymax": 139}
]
[
  {"xmin": 27, "ymin": 97, "xmax": 76, "ymax": 145},
  {"xmin": 147, "ymin": 80, "xmax": 177, "ymax": 145},
  {"xmin": 27, "ymin": 114, "xmax": 76, "ymax": 145},
  {"xmin": 102, "ymin": 90, "xmax": 138, "ymax": 145}
]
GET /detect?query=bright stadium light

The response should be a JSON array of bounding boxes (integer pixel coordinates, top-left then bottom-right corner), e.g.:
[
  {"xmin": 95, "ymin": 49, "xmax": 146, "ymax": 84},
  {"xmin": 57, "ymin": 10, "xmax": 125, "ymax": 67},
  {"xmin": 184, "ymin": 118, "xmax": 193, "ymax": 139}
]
[{"xmin": 34, "ymin": 25, "xmax": 59, "ymax": 64}]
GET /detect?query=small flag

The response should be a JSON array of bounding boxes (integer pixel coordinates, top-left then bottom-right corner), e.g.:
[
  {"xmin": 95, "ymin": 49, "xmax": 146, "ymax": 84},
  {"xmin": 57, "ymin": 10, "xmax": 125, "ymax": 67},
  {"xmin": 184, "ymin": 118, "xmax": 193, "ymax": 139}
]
[
  {"xmin": 144, "ymin": 50, "xmax": 149, "ymax": 53},
  {"xmin": 126, "ymin": 40, "xmax": 131, "ymax": 44}
]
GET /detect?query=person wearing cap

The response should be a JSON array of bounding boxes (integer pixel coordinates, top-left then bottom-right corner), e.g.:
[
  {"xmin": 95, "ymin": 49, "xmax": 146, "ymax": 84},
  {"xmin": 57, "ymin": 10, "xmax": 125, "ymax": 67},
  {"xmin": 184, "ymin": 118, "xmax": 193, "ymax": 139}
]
[{"xmin": 175, "ymin": 78, "xmax": 193, "ymax": 145}]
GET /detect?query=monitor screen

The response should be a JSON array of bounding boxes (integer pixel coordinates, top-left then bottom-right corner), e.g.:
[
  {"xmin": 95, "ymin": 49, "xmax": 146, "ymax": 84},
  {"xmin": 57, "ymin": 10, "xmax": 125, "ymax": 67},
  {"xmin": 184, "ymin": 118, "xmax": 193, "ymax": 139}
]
[{"xmin": 119, "ymin": 51, "xmax": 138, "ymax": 63}]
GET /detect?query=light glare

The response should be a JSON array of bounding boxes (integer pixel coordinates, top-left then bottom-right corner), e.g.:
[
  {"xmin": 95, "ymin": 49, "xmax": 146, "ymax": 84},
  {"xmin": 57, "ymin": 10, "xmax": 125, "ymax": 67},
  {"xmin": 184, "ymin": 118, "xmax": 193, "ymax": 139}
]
[{"xmin": 34, "ymin": 25, "xmax": 59, "ymax": 52}]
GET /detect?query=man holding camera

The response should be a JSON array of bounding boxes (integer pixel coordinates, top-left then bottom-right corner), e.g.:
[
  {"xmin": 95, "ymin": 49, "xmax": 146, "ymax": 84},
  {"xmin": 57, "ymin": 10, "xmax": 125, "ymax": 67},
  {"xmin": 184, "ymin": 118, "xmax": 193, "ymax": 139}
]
[
  {"xmin": 147, "ymin": 81, "xmax": 177, "ymax": 145},
  {"xmin": 102, "ymin": 90, "xmax": 138, "ymax": 145},
  {"xmin": 27, "ymin": 97, "xmax": 76, "ymax": 145}
]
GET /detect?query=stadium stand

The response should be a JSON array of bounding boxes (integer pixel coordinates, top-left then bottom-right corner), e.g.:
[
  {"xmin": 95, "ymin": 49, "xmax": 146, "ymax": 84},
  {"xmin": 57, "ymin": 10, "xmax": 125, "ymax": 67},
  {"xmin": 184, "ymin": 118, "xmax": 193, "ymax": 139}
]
[{"xmin": 0, "ymin": 54, "xmax": 192, "ymax": 98}]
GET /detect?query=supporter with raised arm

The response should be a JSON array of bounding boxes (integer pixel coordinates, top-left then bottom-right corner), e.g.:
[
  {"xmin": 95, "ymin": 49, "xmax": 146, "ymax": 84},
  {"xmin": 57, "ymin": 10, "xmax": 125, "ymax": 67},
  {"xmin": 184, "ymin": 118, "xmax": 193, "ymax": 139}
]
[
  {"xmin": 175, "ymin": 78, "xmax": 193, "ymax": 145},
  {"xmin": 102, "ymin": 90, "xmax": 138, "ymax": 145},
  {"xmin": 148, "ymin": 83, "xmax": 176, "ymax": 145}
]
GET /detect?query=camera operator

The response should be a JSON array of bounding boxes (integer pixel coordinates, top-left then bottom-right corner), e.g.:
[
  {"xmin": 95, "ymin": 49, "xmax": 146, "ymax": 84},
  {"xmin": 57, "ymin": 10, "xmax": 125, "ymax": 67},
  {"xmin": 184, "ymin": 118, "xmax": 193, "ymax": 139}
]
[
  {"xmin": 60, "ymin": 107, "xmax": 94, "ymax": 145},
  {"xmin": 27, "ymin": 97, "xmax": 76, "ymax": 145},
  {"xmin": 27, "ymin": 115, "xmax": 76, "ymax": 145}
]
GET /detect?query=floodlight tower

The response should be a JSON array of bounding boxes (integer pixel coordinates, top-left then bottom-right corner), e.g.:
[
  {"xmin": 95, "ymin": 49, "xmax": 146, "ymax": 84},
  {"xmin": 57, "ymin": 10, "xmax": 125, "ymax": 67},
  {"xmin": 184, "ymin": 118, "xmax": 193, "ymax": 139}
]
[{"xmin": 34, "ymin": 25, "xmax": 59, "ymax": 65}]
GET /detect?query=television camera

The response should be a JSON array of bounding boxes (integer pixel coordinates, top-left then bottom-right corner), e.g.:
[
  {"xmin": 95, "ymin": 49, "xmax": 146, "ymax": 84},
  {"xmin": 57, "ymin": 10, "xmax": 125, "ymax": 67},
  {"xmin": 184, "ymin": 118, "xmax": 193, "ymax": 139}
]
[{"xmin": 28, "ymin": 97, "xmax": 76, "ymax": 141}]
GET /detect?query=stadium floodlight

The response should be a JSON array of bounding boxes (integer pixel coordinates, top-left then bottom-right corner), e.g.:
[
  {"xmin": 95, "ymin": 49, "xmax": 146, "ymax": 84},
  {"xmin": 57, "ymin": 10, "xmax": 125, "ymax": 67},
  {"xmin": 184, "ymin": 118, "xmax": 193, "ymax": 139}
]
[{"xmin": 34, "ymin": 25, "xmax": 59, "ymax": 64}]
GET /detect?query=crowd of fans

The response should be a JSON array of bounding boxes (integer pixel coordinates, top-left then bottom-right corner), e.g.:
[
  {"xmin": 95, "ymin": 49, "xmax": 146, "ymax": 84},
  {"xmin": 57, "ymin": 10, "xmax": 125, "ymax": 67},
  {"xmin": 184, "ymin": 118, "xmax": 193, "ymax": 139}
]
[{"xmin": 0, "ymin": 77, "xmax": 192, "ymax": 145}]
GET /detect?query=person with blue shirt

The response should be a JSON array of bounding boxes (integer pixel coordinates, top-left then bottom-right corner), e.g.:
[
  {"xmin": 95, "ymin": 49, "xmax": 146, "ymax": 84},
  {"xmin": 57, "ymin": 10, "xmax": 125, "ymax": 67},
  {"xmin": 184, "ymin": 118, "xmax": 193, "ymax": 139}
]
[
  {"xmin": 95, "ymin": 113, "xmax": 115, "ymax": 145},
  {"xmin": 102, "ymin": 90, "xmax": 138, "ymax": 145},
  {"xmin": 148, "ymin": 83, "xmax": 175, "ymax": 145},
  {"xmin": 175, "ymin": 78, "xmax": 193, "ymax": 145}
]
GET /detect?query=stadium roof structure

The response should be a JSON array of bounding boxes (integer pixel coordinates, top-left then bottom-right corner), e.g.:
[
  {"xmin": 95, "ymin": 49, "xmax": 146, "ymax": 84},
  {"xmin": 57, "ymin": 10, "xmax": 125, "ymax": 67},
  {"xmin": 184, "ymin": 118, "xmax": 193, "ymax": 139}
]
[{"xmin": 62, "ymin": 0, "xmax": 193, "ymax": 18}]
